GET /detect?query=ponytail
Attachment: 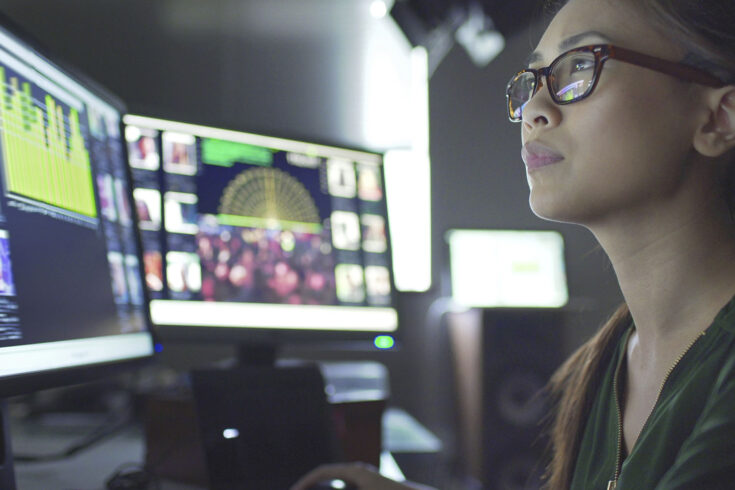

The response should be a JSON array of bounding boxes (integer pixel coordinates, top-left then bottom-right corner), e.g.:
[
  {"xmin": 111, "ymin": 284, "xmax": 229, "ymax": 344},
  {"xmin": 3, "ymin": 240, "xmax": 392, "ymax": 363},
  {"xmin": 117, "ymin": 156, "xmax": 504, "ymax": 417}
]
[{"xmin": 543, "ymin": 303, "xmax": 631, "ymax": 490}]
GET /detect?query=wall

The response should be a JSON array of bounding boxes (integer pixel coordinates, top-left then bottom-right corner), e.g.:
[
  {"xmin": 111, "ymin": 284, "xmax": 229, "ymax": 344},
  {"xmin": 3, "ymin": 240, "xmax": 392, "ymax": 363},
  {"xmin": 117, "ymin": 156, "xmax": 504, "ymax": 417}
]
[{"xmin": 0, "ymin": 0, "xmax": 416, "ymax": 150}]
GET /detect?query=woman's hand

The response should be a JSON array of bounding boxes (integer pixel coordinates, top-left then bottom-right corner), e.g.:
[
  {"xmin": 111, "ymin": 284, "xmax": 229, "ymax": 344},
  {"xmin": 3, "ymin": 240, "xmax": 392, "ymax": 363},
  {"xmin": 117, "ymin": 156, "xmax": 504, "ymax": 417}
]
[{"xmin": 289, "ymin": 462, "xmax": 438, "ymax": 490}]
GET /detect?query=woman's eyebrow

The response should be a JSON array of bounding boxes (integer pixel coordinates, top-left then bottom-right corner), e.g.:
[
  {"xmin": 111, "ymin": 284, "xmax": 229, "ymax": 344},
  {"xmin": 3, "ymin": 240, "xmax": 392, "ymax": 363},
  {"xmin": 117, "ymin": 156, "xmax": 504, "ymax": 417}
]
[{"xmin": 524, "ymin": 30, "xmax": 613, "ymax": 67}]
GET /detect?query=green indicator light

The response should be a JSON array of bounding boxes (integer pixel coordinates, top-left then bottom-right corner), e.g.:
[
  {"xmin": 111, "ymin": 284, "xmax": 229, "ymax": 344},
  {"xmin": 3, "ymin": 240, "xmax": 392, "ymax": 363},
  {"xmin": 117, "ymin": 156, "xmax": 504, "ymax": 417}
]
[{"xmin": 374, "ymin": 335, "xmax": 395, "ymax": 350}]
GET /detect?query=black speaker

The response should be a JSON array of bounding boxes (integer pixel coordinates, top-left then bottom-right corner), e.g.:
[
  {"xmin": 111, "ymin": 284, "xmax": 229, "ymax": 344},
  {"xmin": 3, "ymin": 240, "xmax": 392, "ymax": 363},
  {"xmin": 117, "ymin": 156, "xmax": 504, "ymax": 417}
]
[{"xmin": 481, "ymin": 309, "xmax": 564, "ymax": 490}]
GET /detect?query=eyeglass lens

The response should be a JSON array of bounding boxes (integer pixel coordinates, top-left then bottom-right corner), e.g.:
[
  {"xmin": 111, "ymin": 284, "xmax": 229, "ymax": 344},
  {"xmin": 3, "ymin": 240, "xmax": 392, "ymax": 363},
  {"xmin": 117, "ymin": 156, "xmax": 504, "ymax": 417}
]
[{"xmin": 508, "ymin": 50, "xmax": 597, "ymax": 121}]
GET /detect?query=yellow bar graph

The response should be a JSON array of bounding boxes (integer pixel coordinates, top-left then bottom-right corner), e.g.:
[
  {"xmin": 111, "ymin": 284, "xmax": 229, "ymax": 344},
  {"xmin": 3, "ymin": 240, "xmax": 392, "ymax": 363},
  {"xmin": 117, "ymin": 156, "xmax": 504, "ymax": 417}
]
[{"xmin": 0, "ymin": 66, "xmax": 96, "ymax": 218}]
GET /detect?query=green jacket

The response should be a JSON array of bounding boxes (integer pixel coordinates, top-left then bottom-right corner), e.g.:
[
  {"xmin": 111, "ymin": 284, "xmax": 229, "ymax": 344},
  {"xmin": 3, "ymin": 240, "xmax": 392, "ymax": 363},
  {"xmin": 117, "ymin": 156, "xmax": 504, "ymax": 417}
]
[{"xmin": 570, "ymin": 298, "xmax": 735, "ymax": 489}]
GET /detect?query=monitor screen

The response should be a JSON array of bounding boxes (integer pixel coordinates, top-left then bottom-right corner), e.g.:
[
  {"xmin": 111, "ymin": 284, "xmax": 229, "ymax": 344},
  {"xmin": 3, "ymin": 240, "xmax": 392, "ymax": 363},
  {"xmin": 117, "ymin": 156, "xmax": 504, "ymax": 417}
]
[
  {"xmin": 447, "ymin": 229, "xmax": 568, "ymax": 308},
  {"xmin": 123, "ymin": 115, "xmax": 398, "ymax": 338},
  {"xmin": 0, "ymin": 19, "xmax": 154, "ymax": 394}
]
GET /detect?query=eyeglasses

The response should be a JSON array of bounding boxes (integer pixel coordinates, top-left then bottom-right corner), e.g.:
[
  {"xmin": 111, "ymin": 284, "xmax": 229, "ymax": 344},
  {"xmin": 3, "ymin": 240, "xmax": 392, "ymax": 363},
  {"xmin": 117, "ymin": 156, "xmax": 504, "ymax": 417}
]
[{"xmin": 506, "ymin": 43, "xmax": 725, "ymax": 123}]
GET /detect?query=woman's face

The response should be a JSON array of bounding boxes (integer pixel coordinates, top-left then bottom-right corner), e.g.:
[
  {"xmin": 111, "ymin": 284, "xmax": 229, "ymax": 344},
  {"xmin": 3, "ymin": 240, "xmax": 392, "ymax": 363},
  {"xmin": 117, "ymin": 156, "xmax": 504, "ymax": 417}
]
[{"xmin": 521, "ymin": 0, "xmax": 707, "ymax": 226}]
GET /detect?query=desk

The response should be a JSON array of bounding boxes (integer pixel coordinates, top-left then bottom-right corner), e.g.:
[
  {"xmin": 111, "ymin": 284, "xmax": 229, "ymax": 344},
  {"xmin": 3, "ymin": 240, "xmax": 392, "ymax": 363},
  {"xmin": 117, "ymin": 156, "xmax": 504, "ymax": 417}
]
[
  {"xmin": 11, "ymin": 408, "xmax": 430, "ymax": 489},
  {"xmin": 12, "ymin": 419, "xmax": 197, "ymax": 490}
]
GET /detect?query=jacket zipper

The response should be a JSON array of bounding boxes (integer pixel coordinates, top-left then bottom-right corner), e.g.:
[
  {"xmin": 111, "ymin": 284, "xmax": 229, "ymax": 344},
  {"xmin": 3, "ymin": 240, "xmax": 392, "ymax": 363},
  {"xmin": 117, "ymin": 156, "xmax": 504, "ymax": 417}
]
[
  {"xmin": 608, "ymin": 343, "xmax": 625, "ymax": 490},
  {"xmin": 607, "ymin": 329, "xmax": 706, "ymax": 490}
]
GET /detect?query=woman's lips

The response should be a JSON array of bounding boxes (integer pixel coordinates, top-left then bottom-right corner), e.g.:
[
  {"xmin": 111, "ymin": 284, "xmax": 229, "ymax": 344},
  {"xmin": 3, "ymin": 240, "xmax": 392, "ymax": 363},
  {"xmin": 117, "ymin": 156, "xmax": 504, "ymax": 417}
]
[{"xmin": 521, "ymin": 141, "xmax": 564, "ymax": 170}]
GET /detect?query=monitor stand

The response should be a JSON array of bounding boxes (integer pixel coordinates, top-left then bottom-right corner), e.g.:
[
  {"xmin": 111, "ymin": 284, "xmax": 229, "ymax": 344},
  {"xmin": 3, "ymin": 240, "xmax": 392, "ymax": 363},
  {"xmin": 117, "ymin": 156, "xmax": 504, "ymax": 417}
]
[
  {"xmin": 234, "ymin": 343, "xmax": 278, "ymax": 367},
  {"xmin": 0, "ymin": 400, "xmax": 17, "ymax": 490}
]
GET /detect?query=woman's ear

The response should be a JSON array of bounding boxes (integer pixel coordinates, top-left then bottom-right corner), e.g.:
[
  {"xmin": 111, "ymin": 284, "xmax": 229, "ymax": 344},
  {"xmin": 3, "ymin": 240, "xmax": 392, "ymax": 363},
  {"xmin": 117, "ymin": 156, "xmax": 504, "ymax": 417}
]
[{"xmin": 693, "ymin": 87, "xmax": 735, "ymax": 157}]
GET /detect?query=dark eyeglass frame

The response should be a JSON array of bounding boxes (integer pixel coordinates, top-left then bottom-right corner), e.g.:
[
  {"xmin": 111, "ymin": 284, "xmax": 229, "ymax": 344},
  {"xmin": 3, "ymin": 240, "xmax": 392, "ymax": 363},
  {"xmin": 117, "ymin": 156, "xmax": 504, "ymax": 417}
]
[{"xmin": 506, "ymin": 43, "xmax": 726, "ymax": 122}]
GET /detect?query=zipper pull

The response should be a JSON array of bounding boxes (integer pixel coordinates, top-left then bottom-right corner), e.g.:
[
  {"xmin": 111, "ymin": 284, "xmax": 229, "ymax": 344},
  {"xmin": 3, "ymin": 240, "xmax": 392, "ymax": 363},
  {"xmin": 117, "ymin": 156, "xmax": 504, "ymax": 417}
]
[{"xmin": 607, "ymin": 480, "xmax": 617, "ymax": 490}]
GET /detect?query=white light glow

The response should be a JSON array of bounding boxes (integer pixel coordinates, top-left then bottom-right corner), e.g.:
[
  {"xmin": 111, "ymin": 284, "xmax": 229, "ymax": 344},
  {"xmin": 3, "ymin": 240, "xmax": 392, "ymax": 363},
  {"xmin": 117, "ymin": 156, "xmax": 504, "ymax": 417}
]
[
  {"xmin": 369, "ymin": 1, "xmax": 388, "ymax": 19},
  {"xmin": 454, "ymin": 4, "xmax": 505, "ymax": 67},
  {"xmin": 385, "ymin": 149, "xmax": 431, "ymax": 292},
  {"xmin": 356, "ymin": 15, "xmax": 431, "ymax": 291},
  {"xmin": 447, "ymin": 230, "xmax": 569, "ymax": 308},
  {"xmin": 125, "ymin": 125, "xmax": 141, "ymax": 142},
  {"xmin": 410, "ymin": 47, "xmax": 429, "ymax": 153},
  {"xmin": 458, "ymin": 29, "xmax": 505, "ymax": 67},
  {"xmin": 379, "ymin": 451, "xmax": 406, "ymax": 481},
  {"xmin": 222, "ymin": 428, "xmax": 240, "ymax": 439},
  {"xmin": 150, "ymin": 300, "xmax": 398, "ymax": 331},
  {"xmin": 360, "ymin": 16, "xmax": 413, "ymax": 149},
  {"xmin": 381, "ymin": 46, "xmax": 432, "ymax": 292}
]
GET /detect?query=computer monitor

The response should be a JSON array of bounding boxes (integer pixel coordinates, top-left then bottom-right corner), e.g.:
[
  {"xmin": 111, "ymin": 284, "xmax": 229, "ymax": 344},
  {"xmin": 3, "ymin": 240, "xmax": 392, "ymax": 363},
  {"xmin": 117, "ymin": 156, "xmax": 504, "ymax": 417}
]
[
  {"xmin": 122, "ymin": 115, "xmax": 398, "ymax": 358},
  {"xmin": 446, "ymin": 229, "xmax": 569, "ymax": 309},
  {"xmin": 0, "ymin": 14, "xmax": 155, "ymax": 489}
]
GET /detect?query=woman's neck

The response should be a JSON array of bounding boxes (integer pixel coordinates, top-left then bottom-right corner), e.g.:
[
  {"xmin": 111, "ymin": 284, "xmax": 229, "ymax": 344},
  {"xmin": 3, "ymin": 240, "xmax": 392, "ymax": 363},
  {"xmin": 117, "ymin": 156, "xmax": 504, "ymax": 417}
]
[{"xmin": 590, "ymin": 191, "xmax": 735, "ymax": 352}]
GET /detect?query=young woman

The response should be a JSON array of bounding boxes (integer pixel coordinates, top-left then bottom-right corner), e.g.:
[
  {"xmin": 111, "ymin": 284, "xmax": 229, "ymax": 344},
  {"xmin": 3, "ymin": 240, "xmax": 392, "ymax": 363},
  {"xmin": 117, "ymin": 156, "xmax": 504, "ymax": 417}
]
[{"xmin": 292, "ymin": 0, "xmax": 735, "ymax": 488}]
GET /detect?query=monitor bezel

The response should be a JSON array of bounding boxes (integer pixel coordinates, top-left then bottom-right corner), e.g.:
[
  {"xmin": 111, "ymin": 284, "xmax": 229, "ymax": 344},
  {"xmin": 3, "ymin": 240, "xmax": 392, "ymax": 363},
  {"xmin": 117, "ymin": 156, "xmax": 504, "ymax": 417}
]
[
  {"xmin": 123, "ymin": 113, "xmax": 401, "ymax": 349},
  {"xmin": 444, "ymin": 228, "xmax": 569, "ymax": 309},
  {"xmin": 0, "ymin": 12, "xmax": 156, "ymax": 398}
]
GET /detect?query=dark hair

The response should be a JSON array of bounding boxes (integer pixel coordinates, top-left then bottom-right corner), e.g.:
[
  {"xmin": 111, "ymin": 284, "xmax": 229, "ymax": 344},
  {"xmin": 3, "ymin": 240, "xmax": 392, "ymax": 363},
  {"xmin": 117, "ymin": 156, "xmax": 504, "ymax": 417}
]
[
  {"xmin": 543, "ymin": 0, "xmax": 735, "ymax": 80},
  {"xmin": 541, "ymin": 1, "xmax": 735, "ymax": 489},
  {"xmin": 544, "ymin": 304, "xmax": 630, "ymax": 489}
]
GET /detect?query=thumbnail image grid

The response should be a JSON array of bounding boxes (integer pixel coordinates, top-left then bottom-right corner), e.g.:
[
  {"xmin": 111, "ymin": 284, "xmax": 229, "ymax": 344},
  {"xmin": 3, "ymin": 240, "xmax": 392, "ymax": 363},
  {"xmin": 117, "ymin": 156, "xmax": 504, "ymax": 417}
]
[
  {"xmin": 326, "ymin": 158, "xmax": 357, "ymax": 198},
  {"xmin": 133, "ymin": 188, "xmax": 162, "ymax": 231},
  {"xmin": 144, "ymin": 250, "xmax": 164, "ymax": 292},
  {"xmin": 162, "ymin": 131, "xmax": 197, "ymax": 176},
  {"xmin": 164, "ymin": 191, "xmax": 199, "ymax": 235},
  {"xmin": 126, "ymin": 126, "xmax": 160, "ymax": 171},
  {"xmin": 166, "ymin": 251, "xmax": 202, "ymax": 294},
  {"xmin": 357, "ymin": 162, "xmax": 383, "ymax": 201},
  {"xmin": 334, "ymin": 263, "xmax": 365, "ymax": 303},
  {"xmin": 361, "ymin": 214, "xmax": 387, "ymax": 253}
]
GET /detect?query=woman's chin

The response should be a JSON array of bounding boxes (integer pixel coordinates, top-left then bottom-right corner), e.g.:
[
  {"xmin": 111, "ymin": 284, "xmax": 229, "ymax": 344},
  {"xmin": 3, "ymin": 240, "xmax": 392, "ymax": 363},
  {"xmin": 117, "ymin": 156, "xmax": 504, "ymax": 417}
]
[
  {"xmin": 529, "ymin": 196, "xmax": 588, "ymax": 225},
  {"xmin": 529, "ymin": 195, "xmax": 562, "ymax": 220}
]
